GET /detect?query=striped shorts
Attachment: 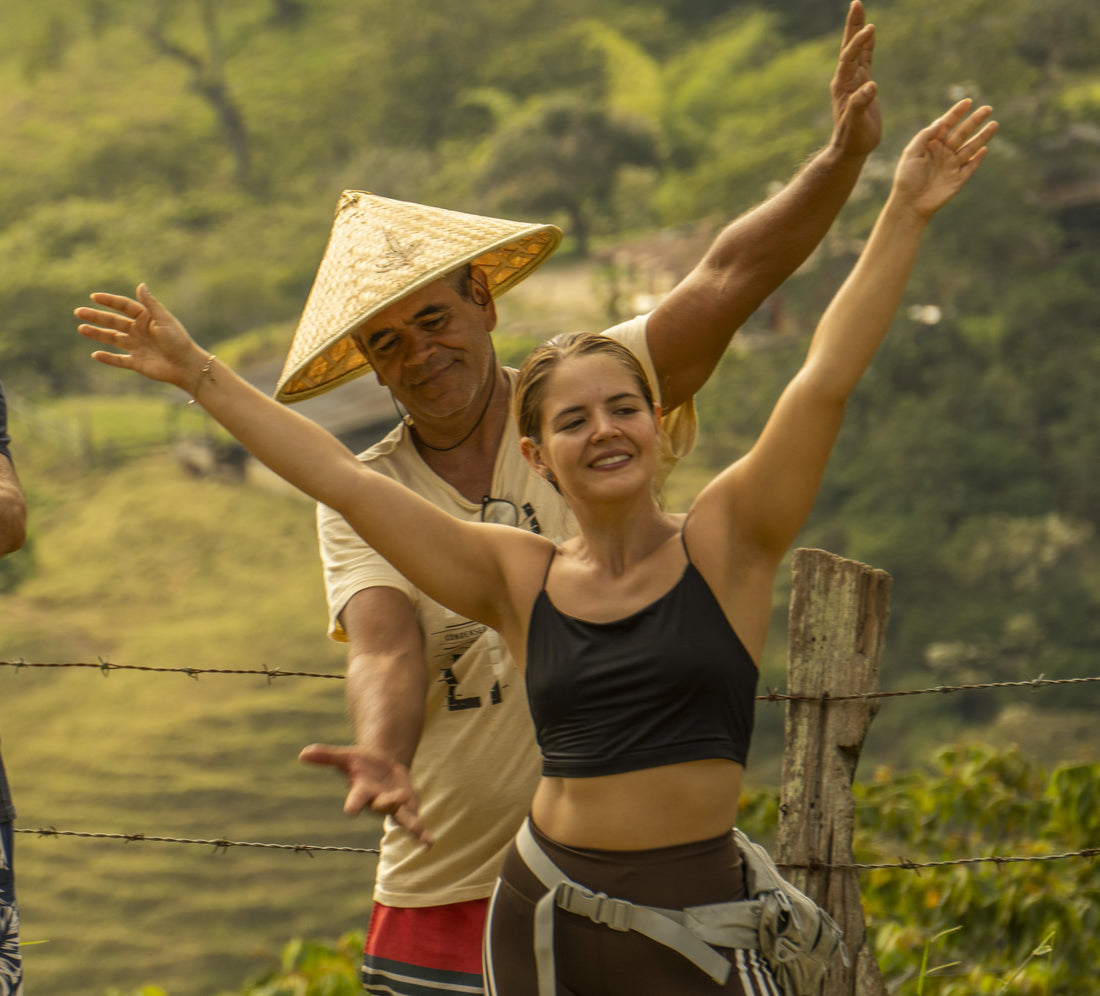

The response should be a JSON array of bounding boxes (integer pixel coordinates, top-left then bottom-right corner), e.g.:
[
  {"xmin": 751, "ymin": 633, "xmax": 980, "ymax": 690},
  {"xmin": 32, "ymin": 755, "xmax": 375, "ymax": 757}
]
[
  {"xmin": 484, "ymin": 820, "xmax": 782, "ymax": 995},
  {"xmin": 361, "ymin": 899, "xmax": 488, "ymax": 995}
]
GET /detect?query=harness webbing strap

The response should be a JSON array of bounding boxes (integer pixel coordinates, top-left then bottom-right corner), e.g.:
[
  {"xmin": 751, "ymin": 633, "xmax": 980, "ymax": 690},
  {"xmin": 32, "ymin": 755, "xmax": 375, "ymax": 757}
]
[{"xmin": 516, "ymin": 820, "xmax": 762, "ymax": 996}]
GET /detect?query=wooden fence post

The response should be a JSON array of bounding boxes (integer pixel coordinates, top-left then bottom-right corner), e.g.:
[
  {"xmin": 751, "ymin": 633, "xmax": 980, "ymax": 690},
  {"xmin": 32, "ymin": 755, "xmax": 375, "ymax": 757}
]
[{"xmin": 776, "ymin": 548, "xmax": 891, "ymax": 996}]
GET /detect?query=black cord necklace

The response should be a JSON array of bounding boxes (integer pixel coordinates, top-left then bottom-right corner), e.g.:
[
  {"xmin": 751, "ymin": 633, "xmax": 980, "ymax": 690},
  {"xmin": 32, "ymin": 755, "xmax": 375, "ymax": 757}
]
[{"xmin": 400, "ymin": 371, "xmax": 499, "ymax": 453}]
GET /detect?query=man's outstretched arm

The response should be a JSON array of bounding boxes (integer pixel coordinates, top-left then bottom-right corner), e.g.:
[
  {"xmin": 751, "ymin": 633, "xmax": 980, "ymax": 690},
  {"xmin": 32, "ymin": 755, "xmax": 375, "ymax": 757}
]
[
  {"xmin": 299, "ymin": 587, "xmax": 434, "ymax": 845},
  {"xmin": 648, "ymin": 0, "xmax": 881, "ymax": 410}
]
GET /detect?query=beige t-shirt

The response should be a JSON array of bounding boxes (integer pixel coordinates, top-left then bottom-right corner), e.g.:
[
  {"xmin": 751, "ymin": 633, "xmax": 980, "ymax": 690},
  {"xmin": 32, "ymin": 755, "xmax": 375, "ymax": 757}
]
[{"xmin": 317, "ymin": 314, "xmax": 697, "ymax": 906}]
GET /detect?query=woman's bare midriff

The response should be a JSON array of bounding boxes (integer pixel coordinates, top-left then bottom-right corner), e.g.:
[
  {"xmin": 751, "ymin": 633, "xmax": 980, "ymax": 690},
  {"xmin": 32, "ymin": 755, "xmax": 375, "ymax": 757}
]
[{"xmin": 529, "ymin": 758, "xmax": 744, "ymax": 851}]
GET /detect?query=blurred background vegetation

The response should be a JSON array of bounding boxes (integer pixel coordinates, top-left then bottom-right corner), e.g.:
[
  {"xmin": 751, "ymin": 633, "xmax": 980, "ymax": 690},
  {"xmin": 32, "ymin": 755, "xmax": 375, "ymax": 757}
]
[{"xmin": 1, "ymin": 0, "xmax": 1098, "ymax": 992}]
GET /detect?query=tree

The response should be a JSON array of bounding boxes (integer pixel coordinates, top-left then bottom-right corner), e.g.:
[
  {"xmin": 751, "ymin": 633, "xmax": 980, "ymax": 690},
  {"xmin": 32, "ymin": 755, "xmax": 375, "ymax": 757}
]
[
  {"xmin": 476, "ymin": 93, "xmax": 659, "ymax": 256},
  {"xmin": 146, "ymin": 0, "xmax": 252, "ymax": 191}
]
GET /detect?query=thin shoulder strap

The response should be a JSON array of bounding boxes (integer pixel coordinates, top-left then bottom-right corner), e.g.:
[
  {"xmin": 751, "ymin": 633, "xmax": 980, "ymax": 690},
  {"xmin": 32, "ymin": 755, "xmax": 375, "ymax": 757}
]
[
  {"xmin": 680, "ymin": 513, "xmax": 695, "ymax": 566},
  {"xmin": 540, "ymin": 547, "xmax": 557, "ymax": 591}
]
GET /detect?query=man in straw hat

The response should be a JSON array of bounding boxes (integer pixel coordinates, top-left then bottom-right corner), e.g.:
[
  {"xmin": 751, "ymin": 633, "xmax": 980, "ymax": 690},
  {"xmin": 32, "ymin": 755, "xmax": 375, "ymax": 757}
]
[{"xmin": 283, "ymin": 4, "xmax": 879, "ymax": 991}]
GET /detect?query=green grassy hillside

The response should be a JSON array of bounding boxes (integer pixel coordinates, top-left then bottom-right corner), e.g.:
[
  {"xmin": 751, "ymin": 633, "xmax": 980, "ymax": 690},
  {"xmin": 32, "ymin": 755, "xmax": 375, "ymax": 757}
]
[{"xmin": 2, "ymin": 428, "xmax": 381, "ymax": 996}]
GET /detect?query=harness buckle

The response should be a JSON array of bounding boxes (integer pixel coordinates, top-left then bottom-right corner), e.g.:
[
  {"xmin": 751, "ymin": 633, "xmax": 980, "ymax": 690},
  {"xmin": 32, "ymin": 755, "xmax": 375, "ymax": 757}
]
[
  {"xmin": 558, "ymin": 883, "xmax": 632, "ymax": 932},
  {"xmin": 595, "ymin": 894, "xmax": 632, "ymax": 931}
]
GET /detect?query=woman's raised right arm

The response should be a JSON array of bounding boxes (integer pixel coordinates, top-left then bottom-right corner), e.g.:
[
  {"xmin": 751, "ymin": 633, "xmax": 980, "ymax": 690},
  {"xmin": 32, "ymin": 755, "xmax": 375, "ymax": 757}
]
[
  {"xmin": 76, "ymin": 286, "xmax": 540, "ymax": 635},
  {"xmin": 694, "ymin": 100, "xmax": 996, "ymax": 563}
]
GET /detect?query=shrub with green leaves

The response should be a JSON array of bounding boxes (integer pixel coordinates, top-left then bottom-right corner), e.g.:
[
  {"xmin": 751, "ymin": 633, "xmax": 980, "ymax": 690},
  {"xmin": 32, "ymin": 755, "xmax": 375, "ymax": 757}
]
[{"xmin": 854, "ymin": 745, "xmax": 1097, "ymax": 993}]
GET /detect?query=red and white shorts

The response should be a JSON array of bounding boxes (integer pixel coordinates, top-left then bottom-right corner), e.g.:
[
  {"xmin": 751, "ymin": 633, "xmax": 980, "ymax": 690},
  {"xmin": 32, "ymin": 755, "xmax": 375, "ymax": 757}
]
[{"xmin": 361, "ymin": 898, "xmax": 488, "ymax": 994}]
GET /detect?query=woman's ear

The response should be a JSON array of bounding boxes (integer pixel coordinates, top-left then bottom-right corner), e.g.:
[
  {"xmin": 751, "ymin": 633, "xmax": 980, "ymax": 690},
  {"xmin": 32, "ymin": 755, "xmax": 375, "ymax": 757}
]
[
  {"xmin": 523, "ymin": 437, "xmax": 561, "ymax": 493},
  {"xmin": 652, "ymin": 403, "xmax": 663, "ymax": 436},
  {"xmin": 520, "ymin": 436, "xmax": 547, "ymax": 477}
]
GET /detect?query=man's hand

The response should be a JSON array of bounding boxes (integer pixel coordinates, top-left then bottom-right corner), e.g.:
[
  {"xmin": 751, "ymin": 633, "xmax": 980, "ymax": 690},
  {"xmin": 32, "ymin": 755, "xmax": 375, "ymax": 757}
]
[
  {"xmin": 76, "ymin": 284, "xmax": 207, "ymax": 390},
  {"xmin": 830, "ymin": 1, "xmax": 881, "ymax": 159},
  {"xmin": 892, "ymin": 100, "xmax": 997, "ymax": 219},
  {"xmin": 299, "ymin": 743, "xmax": 433, "ymax": 846}
]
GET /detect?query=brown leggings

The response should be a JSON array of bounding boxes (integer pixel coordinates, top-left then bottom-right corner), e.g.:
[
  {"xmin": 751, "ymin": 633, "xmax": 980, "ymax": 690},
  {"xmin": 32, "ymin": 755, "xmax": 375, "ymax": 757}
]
[{"xmin": 484, "ymin": 820, "xmax": 782, "ymax": 995}]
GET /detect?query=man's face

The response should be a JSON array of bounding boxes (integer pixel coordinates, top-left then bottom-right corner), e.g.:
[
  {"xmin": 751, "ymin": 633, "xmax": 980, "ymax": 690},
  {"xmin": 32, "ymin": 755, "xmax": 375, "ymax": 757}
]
[{"xmin": 353, "ymin": 272, "xmax": 498, "ymax": 424}]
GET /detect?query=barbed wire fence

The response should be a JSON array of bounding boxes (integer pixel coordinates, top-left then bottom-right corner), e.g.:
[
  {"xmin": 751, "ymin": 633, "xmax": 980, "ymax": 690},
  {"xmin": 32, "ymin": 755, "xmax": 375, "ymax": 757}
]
[
  {"xmin": 11, "ymin": 826, "xmax": 1098, "ymax": 873},
  {"xmin": 5, "ymin": 657, "xmax": 1098, "ymax": 695},
  {"xmin": 4, "ymin": 657, "xmax": 1098, "ymax": 872}
]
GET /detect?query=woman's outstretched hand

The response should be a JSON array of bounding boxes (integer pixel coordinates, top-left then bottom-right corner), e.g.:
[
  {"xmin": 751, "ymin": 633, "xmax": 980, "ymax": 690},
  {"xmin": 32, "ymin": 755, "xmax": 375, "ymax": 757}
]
[
  {"xmin": 892, "ymin": 99, "xmax": 998, "ymax": 219},
  {"xmin": 76, "ymin": 284, "xmax": 208, "ymax": 392}
]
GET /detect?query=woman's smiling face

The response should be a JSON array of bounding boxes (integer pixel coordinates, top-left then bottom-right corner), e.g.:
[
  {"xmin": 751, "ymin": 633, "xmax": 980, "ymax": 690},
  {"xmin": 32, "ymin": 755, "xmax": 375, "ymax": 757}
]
[{"xmin": 533, "ymin": 353, "xmax": 660, "ymax": 502}]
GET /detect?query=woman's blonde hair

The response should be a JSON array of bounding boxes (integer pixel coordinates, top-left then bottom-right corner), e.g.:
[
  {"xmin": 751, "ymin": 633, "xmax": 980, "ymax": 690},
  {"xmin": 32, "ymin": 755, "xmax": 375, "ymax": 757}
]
[{"xmin": 514, "ymin": 332, "xmax": 655, "ymax": 442}]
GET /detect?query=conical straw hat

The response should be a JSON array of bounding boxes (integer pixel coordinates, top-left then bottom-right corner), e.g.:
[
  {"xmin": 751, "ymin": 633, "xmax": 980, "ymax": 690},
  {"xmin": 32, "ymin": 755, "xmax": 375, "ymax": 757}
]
[{"xmin": 275, "ymin": 191, "xmax": 562, "ymax": 403}]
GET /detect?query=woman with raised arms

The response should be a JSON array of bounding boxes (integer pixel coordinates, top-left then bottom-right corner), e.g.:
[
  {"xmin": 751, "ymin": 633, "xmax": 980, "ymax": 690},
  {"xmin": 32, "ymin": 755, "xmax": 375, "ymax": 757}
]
[{"xmin": 78, "ymin": 101, "xmax": 994, "ymax": 995}]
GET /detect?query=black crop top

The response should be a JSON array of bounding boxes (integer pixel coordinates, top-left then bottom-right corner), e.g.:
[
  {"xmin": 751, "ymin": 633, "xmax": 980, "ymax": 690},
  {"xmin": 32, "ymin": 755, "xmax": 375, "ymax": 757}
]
[{"xmin": 525, "ymin": 537, "xmax": 758, "ymax": 778}]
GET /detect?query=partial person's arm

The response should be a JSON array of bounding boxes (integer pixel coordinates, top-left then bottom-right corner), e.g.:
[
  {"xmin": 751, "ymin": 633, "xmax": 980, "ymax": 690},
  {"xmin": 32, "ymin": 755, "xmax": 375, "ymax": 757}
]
[
  {"xmin": 0, "ymin": 455, "xmax": 26, "ymax": 556},
  {"xmin": 703, "ymin": 100, "xmax": 997, "ymax": 558},
  {"xmin": 300, "ymin": 587, "xmax": 433, "ymax": 844},
  {"xmin": 647, "ymin": 0, "xmax": 881, "ymax": 410}
]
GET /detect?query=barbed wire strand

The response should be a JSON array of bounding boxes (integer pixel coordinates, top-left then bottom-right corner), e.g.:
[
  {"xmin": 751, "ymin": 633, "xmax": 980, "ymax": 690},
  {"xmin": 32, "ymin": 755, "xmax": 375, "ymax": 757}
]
[
  {"xmin": 0, "ymin": 658, "xmax": 342, "ymax": 682},
  {"xmin": 13, "ymin": 827, "xmax": 1095, "ymax": 872},
  {"xmin": 760, "ymin": 675, "xmax": 1100, "ymax": 703},
  {"xmin": 14, "ymin": 827, "xmax": 377, "ymax": 855},
  {"xmin": 3, "ymin": 659, "xmax": 1098, "ymax": 701},
  {"xmin": 779, "ymin": 847, "xmax": 1099, "ymax": 872}
]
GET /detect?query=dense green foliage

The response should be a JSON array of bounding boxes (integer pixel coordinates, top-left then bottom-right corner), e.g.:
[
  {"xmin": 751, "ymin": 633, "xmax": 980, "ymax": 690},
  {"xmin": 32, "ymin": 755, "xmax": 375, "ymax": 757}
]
[
  {"xmin": 857, "ymin": 747, "xmax": 1099, "ymax": 993},
  {"xmin": 2, "ymin": 0, "xmax": 1095, "ymax": 384}
]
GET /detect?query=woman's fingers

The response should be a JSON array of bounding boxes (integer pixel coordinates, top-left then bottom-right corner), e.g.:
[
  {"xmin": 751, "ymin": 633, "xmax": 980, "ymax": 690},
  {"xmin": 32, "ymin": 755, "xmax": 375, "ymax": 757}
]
[
  {"xmin": 74, "ymin": 306, "xmax": 131, "ymax": 333},
  {"xmin": 88, "ymin": 291, "xmax": 142, "ymax": 318},
  {"xmin": 86, "ymin": 349, "xmax": 134, "ymax": 369},
  {"xmin": 944, "ymin": 103, "xmax": 994, "ymax": 152},
  {"xmin": 956, "ymin": 118, "xmax": 999, "ymax": 162}
]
